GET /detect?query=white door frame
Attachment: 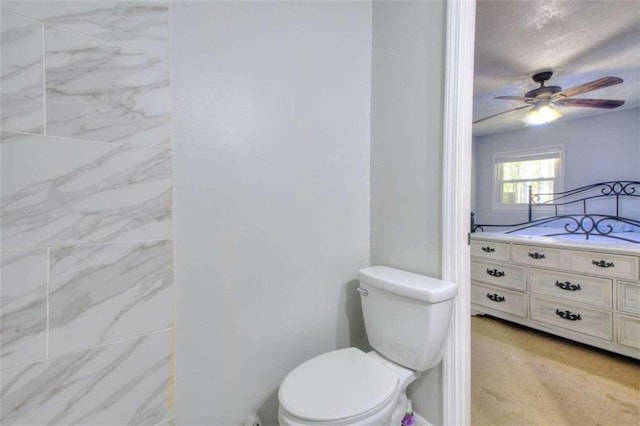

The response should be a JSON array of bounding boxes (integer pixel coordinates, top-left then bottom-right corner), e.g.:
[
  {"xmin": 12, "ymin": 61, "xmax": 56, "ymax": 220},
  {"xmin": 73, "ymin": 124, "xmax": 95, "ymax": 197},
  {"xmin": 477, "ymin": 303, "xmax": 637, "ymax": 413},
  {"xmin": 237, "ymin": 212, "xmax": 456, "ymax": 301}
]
[{"xmin": 441, "ymin": 0, "xmax": 475, "ymax": 425}]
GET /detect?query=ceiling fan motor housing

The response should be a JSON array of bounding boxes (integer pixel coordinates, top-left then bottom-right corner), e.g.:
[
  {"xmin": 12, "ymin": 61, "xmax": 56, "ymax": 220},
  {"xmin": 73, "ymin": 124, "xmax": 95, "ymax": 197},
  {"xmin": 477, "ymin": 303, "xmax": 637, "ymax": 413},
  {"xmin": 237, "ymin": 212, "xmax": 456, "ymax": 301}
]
[
  {"xmin": 525, "ymin": 86, "xmax": 562, "ymax": 99},
  {"xmin": 525, "ymin": 71, "xmax": 562, "ymax": 99}
]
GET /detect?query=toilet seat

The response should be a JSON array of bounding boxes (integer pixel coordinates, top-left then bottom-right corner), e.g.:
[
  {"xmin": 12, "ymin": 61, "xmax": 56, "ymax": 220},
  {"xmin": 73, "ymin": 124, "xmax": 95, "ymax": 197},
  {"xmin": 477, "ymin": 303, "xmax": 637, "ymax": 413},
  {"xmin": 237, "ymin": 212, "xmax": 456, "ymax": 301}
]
[{"xmin": 278, "ymin": 348, "xmax": 399, "ymax": 424}]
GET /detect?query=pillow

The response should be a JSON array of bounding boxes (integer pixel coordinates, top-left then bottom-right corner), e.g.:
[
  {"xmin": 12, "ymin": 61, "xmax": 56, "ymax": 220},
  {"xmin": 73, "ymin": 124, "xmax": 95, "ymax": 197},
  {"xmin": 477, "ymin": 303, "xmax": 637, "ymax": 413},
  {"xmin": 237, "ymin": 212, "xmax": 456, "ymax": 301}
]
[{"xmin": 616, "ymin": 221, "xmax": 640, "ymax": 233}]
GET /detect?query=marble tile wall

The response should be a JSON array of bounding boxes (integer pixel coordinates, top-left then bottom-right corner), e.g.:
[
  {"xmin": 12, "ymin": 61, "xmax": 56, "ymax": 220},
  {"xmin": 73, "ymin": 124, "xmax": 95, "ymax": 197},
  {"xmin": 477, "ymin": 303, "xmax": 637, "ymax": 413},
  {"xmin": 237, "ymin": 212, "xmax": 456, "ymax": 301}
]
[{"xmin": 0, "ymin": 2, "xmax": 174, "ymax": 424}]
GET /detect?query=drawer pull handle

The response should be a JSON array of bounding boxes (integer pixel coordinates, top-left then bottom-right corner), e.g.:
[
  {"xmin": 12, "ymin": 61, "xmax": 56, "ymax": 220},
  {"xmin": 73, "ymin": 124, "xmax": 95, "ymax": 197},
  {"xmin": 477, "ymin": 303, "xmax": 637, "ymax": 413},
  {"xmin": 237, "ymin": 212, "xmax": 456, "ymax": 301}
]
[
  {"xmin": 528, "ymin": 252, "xmax": 546, "ymax": 259},
  {"xmin": 555, "ymin": 281, "xmax": 582, "ymax": 291},
  {"xmin": 555, "ymin": 309, "xmax": 582, "ymax": 321},
  {"xmin": 486, "ymin": 268, "xmax": 505, "ymax": 277},
  {"xmin": 481, "ymin": 246, "xmax": 496, "ymax": 253},
  {"xmin": 486, "ymin": 293, "xmax": 505, "ymax": 302},
  {"xmin": 592, "ymin": 259, "xmax": 614, "ymax": 268}
]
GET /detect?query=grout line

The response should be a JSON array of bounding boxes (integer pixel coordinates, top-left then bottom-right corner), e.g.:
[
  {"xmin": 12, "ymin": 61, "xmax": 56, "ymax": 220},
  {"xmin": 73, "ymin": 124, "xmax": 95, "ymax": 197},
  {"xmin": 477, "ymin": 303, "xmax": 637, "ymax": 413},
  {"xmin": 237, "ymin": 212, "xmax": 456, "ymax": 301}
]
[
  {"xmin": 166, "ymin": 1, "xmax": 178, "ymax": 413},
  {"xmin": 0, "ymin": 327, "xmax": 175, "ymax": 372},
  {"xmin": 90, "ymin": 327, "xmax": 175, "ymax": 351},
  {"xmin": 43, "ymin": 22, "xmax": 147, "ymax": 55},
  {"xmin": 54, "ymin": 327, "xmax": 175, "ymax": 363},
  {"xmin": 0, "ymin": 238, "xmax": 174, "ymax": 253},
  {"xmin": 45, "ymin": 246, "xmax": 50, "ymax": 360},
  {"xmin": 0, "ymin": 129, "xmax": 173, "ymax": 152},
  {"xmin": 165, "ymin": 3, "xmax": 177, "ymax": 416},
  {"xmin": 42, "ymin": 23, "xmax": 47, "ymax": 135}
]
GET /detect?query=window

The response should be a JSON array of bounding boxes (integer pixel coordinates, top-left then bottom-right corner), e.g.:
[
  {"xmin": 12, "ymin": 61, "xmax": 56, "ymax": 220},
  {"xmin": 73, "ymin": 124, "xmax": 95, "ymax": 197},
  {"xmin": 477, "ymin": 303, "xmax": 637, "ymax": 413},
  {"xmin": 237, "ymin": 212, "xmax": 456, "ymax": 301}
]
[{"xmin": 493, "ymin": 146, "xmax": 563, "ymax": 210}]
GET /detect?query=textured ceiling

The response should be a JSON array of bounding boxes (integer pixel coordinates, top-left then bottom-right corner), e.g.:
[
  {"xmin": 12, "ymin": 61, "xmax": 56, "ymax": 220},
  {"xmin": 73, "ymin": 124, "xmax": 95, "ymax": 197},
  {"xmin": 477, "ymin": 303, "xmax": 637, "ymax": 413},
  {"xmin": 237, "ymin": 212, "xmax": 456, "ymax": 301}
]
[{"xmin": 473, "ymin": 0, "xmax": 640, "ymax": 136}]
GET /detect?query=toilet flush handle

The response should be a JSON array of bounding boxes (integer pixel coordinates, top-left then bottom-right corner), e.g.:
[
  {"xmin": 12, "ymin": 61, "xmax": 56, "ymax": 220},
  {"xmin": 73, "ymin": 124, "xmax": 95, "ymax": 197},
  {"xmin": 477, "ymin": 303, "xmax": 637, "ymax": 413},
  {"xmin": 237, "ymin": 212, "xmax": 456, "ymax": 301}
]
[{"xmin": 356, "ymin": 287, "xmax": 368, "ymax": 296}]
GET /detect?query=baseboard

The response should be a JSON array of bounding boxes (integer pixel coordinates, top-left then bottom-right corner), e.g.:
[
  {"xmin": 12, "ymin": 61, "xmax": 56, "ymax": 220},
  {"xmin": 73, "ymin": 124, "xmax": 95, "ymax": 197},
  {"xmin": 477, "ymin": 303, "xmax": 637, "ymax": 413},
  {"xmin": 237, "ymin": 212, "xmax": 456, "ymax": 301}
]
[{"xmin": 413, "ymin": 411, "xmax": 433, "ymax": 426}]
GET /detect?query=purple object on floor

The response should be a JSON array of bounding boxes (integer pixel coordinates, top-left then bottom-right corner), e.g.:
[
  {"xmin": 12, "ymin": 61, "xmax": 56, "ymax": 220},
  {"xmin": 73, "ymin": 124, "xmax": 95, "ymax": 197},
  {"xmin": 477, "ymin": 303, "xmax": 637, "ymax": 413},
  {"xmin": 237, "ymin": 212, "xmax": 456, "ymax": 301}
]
[{"xmin": 401, "ymin": 412, "xmax": 414, "ymax": 426}]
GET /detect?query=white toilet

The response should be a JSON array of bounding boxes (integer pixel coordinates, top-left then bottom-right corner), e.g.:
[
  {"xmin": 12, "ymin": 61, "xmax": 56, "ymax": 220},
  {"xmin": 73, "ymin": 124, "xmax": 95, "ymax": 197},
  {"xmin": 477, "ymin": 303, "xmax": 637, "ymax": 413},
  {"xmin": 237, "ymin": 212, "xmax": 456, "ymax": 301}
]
[{"xmin": 278, "ymin": 265, "xmax": 457, "ymax": 426}]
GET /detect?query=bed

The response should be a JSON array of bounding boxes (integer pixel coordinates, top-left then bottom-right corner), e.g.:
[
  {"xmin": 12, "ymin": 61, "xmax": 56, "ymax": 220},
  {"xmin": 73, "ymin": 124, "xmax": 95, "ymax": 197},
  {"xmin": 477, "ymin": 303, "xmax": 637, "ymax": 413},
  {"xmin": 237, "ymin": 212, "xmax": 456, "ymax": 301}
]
[{"xmin": 470, "ymin": 181, "xmax": 640, "ymax": 359}]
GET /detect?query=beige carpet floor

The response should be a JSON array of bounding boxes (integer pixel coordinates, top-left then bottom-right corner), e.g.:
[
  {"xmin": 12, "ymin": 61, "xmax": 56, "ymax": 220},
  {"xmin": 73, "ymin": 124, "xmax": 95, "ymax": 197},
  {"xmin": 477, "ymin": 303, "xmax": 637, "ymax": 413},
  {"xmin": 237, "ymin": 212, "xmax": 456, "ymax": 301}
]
[{"xmin": 471, "ymin": 315, "xmax": 640, "ymax": 426}]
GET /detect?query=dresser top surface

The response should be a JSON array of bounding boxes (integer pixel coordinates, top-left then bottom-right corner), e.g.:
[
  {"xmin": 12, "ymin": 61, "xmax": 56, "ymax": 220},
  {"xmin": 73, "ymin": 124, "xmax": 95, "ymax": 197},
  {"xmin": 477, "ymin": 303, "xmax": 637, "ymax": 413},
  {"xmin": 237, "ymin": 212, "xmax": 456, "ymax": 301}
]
[{"xmin": 471, "ymin": 232, "xmax": 640, "ymax": 256}]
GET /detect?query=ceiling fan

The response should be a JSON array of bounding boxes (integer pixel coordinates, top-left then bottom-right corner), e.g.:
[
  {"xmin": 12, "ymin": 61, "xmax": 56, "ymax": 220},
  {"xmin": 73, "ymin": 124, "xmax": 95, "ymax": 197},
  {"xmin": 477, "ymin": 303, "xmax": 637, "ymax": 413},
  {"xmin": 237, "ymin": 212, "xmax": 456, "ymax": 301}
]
[{"xmin": 474, "ymin": 71, "xmax": 625, "ymax": 125}]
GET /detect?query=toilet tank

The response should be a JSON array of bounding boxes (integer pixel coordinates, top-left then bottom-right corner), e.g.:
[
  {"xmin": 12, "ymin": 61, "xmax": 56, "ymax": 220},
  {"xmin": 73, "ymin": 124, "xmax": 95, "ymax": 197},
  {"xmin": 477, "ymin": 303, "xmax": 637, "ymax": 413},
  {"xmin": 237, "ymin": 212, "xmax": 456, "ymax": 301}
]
[{"xmin": 357, "ymin": 266, "xmax": 457, "ymax": 371}]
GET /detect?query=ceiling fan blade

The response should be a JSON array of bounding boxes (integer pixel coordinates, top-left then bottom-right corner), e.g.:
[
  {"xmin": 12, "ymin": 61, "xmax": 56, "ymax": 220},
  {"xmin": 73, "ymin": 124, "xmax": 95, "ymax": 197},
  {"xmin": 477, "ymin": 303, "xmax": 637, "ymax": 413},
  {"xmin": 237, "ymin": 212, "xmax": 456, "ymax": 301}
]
[
  {"xmin": 473, "ymin": 105, "xmax": 530, "ymax": 124},
  {"xmin": 495, "ymin": 95, "xmax": 538, "ymax": 102},
  {"xmin": 554, "ymin": 76, "xmax": 623, "ymax": 99},
  {"xmin": 554, "ymin": 98, "xmax": 625, "ymax": 109}
]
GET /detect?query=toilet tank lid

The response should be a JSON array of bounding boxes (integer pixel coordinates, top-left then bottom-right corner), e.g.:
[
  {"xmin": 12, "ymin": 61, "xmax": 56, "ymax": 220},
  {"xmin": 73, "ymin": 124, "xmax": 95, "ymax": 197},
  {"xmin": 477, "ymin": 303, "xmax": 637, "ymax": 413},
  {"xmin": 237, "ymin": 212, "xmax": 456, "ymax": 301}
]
[{"xmin": 358, "ymin": 266, "xmax": 457, "ymax": 303}]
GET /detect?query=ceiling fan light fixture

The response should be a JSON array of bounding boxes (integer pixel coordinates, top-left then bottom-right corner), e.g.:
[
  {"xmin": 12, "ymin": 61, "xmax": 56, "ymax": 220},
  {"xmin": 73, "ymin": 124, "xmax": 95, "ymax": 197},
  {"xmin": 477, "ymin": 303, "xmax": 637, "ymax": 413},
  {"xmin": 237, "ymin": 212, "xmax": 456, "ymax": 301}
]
[{"xmin": 522, "ymin": 103, "xmax": 562, "ymax": 125}]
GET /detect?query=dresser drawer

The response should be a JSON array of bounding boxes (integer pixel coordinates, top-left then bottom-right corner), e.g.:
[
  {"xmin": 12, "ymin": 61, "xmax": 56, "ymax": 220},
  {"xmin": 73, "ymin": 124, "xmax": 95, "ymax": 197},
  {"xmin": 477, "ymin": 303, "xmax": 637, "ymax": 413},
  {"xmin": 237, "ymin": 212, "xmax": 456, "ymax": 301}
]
[
  {"xmin": 471, "ymin": 260, "xmax": 526, "ymax": 291},
  {"xmin": 512, "ymin": 244, "xmax": 562, "ymax": 268},
  {"xmin": 617, "ymin": 281, "xmax": 640, "ymax": 315},
  {"xmin": 569, "ymin": 250, "xmax": 639, "ymax": 280},
  {"xmin": 529, "ymin": 268, "xmax": 612, "ymax": 308},
  {"xmin": 470, "ymin": 240, "xmax": 509, "ymax": 261},
  {"xmin": 530, "ymin": 296, "xmax": 612, "ymax": 340},
  {"xmin": 471, "ymin": 282, "xmax": 527, "ymax": 317},
  {"xmin": 616, "ymin": 314, "xmax": 640, "ymax": 349}
]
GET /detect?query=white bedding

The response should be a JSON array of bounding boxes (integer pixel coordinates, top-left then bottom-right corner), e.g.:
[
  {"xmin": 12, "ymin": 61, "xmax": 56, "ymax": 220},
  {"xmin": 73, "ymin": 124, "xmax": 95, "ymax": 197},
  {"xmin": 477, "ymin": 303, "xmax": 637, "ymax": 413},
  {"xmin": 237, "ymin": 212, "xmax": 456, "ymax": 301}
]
[{"xmin": 504, "ymin": 227, "xmax": 640, "ymax": 243}]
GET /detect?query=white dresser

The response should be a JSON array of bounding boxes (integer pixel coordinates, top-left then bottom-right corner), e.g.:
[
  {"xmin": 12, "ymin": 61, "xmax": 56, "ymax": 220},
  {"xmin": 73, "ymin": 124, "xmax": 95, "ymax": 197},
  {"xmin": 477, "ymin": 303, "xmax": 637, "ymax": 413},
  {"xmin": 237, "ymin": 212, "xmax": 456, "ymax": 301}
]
[{"xmin": 471, "ymin": 234, "xmax": 640, "ymax": 359}]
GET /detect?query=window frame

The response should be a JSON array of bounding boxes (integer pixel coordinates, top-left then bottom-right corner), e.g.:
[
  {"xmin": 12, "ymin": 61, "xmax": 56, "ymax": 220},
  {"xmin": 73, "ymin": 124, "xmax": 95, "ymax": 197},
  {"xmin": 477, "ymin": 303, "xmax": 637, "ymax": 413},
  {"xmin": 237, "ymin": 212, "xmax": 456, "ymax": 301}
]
[{"xmin": 491, "ymin": 145, "xmax": 565, "ymax": 213}]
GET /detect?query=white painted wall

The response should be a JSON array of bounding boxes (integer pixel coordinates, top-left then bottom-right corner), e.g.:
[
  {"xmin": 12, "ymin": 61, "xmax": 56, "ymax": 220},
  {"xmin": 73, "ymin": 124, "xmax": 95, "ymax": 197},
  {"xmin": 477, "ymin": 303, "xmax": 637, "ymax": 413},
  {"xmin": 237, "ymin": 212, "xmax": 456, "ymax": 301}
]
[
  {"xmin": 473, "ymin": 107, "xmax": 640, "ymax": 225},
  {"xmin": 171, "ymin": 2, "xmax": 371, "ymax": 424},
  {"xmin": 371, "ymin": 1, "xmax": 446, "ymax": 424}
]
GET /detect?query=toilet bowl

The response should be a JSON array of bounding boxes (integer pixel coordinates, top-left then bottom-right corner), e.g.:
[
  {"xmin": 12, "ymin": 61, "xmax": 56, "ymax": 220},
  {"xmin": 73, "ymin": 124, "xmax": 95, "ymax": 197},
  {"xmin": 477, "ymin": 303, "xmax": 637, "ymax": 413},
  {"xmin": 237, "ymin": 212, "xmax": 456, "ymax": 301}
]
[
  {"xmin": 278, "ymin": 266, "xmax": 457, "ymax": 425},
  {"xmin": 278, "ymin": 348, "xmax": 418, "ymax": 426}
]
